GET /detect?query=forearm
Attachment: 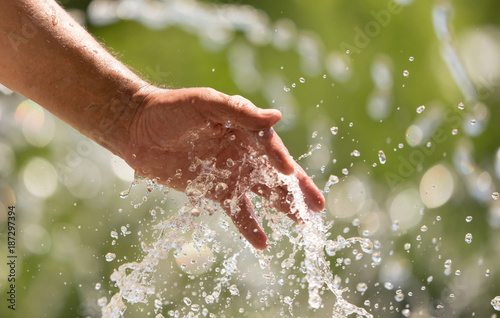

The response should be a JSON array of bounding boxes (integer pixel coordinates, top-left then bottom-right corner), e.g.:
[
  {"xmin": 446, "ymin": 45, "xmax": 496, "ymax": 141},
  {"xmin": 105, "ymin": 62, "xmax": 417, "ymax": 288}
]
[{"xmin": 0, "ymin": 0, "xmax": 152, "ymax": 157}]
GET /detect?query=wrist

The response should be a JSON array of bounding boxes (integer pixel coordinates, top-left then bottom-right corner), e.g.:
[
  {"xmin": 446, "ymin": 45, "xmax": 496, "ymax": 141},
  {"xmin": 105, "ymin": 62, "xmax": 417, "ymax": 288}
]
[{"xmin": 91, "ymin": 81, "xmax": 157, "ymax": 159}]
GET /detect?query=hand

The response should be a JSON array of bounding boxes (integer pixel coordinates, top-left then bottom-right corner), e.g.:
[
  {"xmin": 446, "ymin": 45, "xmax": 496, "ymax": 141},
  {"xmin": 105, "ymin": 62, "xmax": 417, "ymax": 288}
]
[{"xmin": 124, "ymin": 87, "xmax": 325, "ymax": 250}]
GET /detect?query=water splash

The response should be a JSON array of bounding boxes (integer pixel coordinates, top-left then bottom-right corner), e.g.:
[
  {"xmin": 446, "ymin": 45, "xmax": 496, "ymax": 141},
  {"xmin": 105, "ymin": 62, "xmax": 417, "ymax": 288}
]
[{"xmin": 102, "ymin": 155, "xmax": 374, "ymax": 317}]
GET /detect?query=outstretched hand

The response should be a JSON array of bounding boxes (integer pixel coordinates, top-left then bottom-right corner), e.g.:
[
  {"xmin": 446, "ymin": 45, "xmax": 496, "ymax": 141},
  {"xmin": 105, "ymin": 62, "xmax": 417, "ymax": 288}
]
[
  {"xmin": 124, "ymin": 87, "xmax": 325, "ymax": 249},
  {"xmin": 0, "ymin": 0, "xmax": 323, "ymax": 250}
]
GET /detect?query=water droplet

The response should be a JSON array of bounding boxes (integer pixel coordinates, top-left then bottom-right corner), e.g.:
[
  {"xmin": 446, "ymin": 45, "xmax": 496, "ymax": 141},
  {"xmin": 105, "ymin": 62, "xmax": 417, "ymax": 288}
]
[
  {"xmin": 119, "ymin": 189, "xmax": 130, "ymax": 199},
  {"xmin": 465, "ymin": 233, "xmax": 473, "ymax": 244},
  {"xmin": 404, "ymin": 243, "xmax": 411, "ymax": 251},
  {"xmin": 452, "ymin": 129, "xmax": 458, "ymax": 135},
  {"xmin": 378, "ymin": 150, "xmax": 387, "ymax": 164},
  {"xmin": 427, "ymin": 276, "xmax": 433, "ymax": 283},
  {"xmin": 384, "ymin": 282, "xmax": 394, "ymax": 290},
  {"xmin": 470, "ymin": 119, "xmax": 477, "ymax": 125},
  {"xmin": 361, "ymin": 241, "xmax": 373, "ymax": 254},
  {"xmin": 491, "ymin": 296, "xmax": 500, "ymax": 311},
  {"xmin": 258, "ymin": 130, "xmax": 265, "ymax": 137},
  {"xmin": 105, "ymin": 252, "xmax": 116, "ymax": 262},
  {"xmin": 444, "ymin": 259, "xmax": 452, "ymax": 268},
  {"xmin": 342, "ymin": 168, "xmax": 349, "ymax": 175},
  {"xmin": 390, "ymin": 220, "xmax": 399, "ymax": 232},
  {"xmin": 394, "ymin": 289, "xmax": 404, "ymax": 302},
  {"xmin": 409, "ymin": 56, "xmax": 414, "ymax": 62},
  {"xmin": 95, "ymin": 283, "xmax": 101, "ymax": 290},
  {"xmin": 299, "ymin": 77, "xmax": 305, "ymax": 83},
  {"xmin": 420, "ymin": 225, "xmax": 428, "ymax": 232},
  {"xmin": 205, "ymin": 295, "xmax": 214, "ymax": 304},
  {"xmin": 330, "ymin": 126, "xmax": 338, "ymax": 135},
  {"xmin": 356, "ymin": 282, "xmax": 368, "ymax": 293},
  {"xmin": 121, "ymin": 225, "xmax": 130, "ymax": 236},
  {"xmin": 398, "ymin": 143, "xmax": 404, "ymax": 149},
  {"xmin": 110, "ymin": 230, "xmax": 118, "ymax": 239},
  {"xmin": 492, "ymin": 192, "xmax": 499, "ymax": 200},
  {"xmin": 155, "ymin": 299, "xmax": 162, "ymax": 309},
  {"xmin": 458, "ymin": 102, "xmax": 465, "ymax": 110},
  {"xmin": 188, "ymin": 163, "xmax": 197, "ymax": 172},
  {"xmin": 229, "ymin": 284, "xmax": 239, "ymax": 296},
  {"xmin": 97, "ymin": 296, "xmax": 107, "ymax": 307},
  {"xmin": 312, "ymin": 131, "xmax": 318, "ymax": 138},
  {"xmin": 327, "ymin": 175, "xmax": 339, "ymax": 185},
  {"xmin": 402, "ymin": 308, "xmax": 411, "ymax": 317},
  {"xmin": 486, "ymin": 269, "xmax": 491, "ymax": 277},
  {"xmin": 416, "ymin": 105, "xmax": 425, "ymax": 114},
  {"xmin": 351, "ymin": 150, "xmax": 361, "ymax": 157},
  {"xmin": 403, "ymin": 70, "xmax": 409, "ymax": 77},
  {"xmin": 183, "ymin": 297, "xmax": 192, "ymax": 306},
  {"xmin": 215, "ymin": 182, "xmax": 228, "ymax": 193},
  {"xmin": 283, "ymin": 86, "xmax": 290, "ymax": 92}
]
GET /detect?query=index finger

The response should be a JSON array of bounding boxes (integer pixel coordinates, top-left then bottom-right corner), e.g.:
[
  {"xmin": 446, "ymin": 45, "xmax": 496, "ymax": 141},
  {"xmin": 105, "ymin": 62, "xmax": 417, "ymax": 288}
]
[
  {"xmin": 255, "ymin": 128, "xmax": 295, "ymax": 175},
  {"xmin": 293, "ymin": 161, "xmax": 325, "ymax": 212},
  {"xmin": 199, "ymin": 89, "xmax": 282, "ymax": 131},
  {"xmin": 251, "ymin": 161, "xmax": 325, "ymax": 219}
]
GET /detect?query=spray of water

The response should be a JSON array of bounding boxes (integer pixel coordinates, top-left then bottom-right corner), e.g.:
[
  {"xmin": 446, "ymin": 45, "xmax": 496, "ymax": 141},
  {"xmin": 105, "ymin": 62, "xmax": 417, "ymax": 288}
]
[{"xmin": 100, "ymin": 154, "xmax": 374, "ymax": 317}]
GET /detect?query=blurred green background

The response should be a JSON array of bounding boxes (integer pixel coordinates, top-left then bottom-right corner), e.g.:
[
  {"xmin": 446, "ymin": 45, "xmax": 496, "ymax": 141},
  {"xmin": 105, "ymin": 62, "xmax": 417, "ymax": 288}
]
[{"xmin": 1, "ymin": 0, "xmax": 500, "ymax": 317}]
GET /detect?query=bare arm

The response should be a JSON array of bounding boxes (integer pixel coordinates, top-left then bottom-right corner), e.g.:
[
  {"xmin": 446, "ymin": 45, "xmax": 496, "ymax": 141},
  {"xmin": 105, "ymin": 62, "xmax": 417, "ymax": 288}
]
[{"xmin": 0, "ymin": 0, "xmax": 151, "ymax": 157}]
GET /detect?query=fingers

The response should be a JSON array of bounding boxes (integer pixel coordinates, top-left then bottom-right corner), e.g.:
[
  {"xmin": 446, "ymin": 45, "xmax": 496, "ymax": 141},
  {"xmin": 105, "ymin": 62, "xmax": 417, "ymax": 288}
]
[
  {"xmin": 257, "ymin": 128, "xmax": 295, "ymax": 175},
  {"xmin": 193, "ymin": 88, "xmax": 295, "ymax": 175},
  {"xmin": 198, "ymin": 88, "xmax": 282, "ymax": 131},
  {"xmin": 293, "ymin": 161, "xmax": 325, "ymax": 212},
  {"xmin": 225, "ymin": 95, "xmax": 282, "ymax": 131},
  {"xmin": 251, "ymin": 162, "xmax": 325, "ymax": 222},
  {"xmin": 222, "ymin": 194, "xmax": 269, "ymax": 250},
  {"xmin": 251, "ymin": 184, "xmax": 298, "ymax": 223}
]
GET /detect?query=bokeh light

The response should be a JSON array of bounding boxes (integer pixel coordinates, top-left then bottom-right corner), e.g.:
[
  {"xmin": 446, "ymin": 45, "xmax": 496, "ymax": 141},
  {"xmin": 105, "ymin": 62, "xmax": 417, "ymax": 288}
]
[
  {"xmin": 22, "ymin": 157, "xmax": 58, "ymax": 198},
  {"xmin": 420, "ymin": 164, "xmax": 454, "ymax": 209},
  {"xmin": 389, "ymin": 188, "xmax": 424, "ymax": 231}
]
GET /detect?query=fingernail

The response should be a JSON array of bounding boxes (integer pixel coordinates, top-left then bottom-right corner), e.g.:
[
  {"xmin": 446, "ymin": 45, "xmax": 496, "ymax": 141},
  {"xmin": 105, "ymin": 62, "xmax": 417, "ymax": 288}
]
[{"xmin": 259, "ymin": 108, "xmax": 280, "ymax": 117}]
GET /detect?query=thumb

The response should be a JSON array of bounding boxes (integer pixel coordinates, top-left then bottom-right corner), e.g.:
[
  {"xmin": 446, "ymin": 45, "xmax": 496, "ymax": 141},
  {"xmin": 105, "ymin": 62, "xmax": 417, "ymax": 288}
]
[{"xmin": 208, "ymin": 92, "xmax": 282, "ymax": 130}]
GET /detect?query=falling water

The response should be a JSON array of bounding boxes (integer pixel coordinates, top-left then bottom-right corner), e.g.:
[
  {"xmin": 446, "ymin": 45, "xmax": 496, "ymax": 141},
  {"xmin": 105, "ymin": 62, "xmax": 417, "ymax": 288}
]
[{"xmin": 101, "ymin": 153, "xmax": 374, "ymax": 317}]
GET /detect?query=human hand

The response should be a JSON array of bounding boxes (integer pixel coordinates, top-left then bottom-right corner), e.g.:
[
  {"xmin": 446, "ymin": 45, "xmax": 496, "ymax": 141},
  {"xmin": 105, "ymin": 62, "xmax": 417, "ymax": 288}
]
[{"xmin": 123, "ymin": 87, "xmax": 325, "ymax": 249}]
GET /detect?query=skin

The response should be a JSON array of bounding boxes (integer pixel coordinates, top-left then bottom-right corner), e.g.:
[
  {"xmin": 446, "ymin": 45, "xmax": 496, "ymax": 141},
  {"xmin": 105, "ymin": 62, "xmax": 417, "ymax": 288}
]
[{"xmin": 0, "ymin": 0, "xmax": 325, "ymax": 250}]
